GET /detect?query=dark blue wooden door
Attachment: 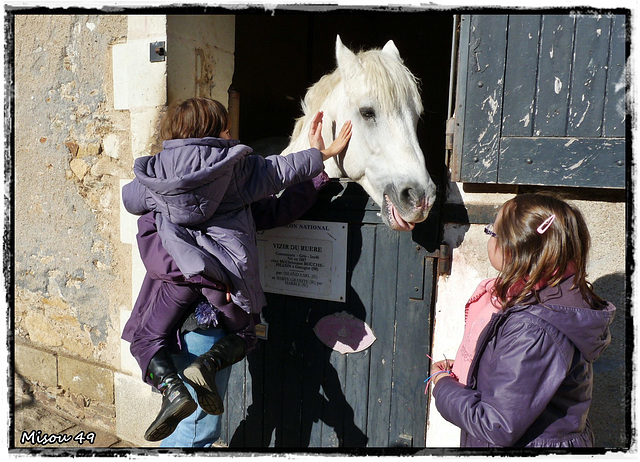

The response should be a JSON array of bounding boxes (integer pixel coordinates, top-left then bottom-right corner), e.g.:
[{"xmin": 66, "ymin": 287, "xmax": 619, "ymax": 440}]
[
  {"xmin": 451, "ymin": 14, "xmax": 626, "ymax": 188},
  {"xmin": 220, "ymin": 182, "xmax": 439, "ymax": 448}
]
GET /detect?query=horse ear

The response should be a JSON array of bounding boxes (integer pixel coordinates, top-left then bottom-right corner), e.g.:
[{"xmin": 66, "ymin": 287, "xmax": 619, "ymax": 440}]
[
  {"xmin": 381, "ymin": 40, "xmax": 402, "ymax": 62},
  {"xmin": 336, "ymin": 35, "xmax": 359, "ymax": 72}
]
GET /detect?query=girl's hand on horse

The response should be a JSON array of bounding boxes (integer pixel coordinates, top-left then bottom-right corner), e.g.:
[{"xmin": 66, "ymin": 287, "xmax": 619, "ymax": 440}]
[
  {"xmin": 321, "ymin": 120, "xmax": 352, "ymax": 161},
  {"xmin": 308, "ymin": 111, "xmax": 352, "ymax": 161},
  {"xmin": 308, "ymin": 111, "xmax": 326, "ymax": 150}
]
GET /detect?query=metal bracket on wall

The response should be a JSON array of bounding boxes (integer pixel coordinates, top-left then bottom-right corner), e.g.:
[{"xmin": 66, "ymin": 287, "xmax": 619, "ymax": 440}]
[
  {"xmin": 396, "ymin": 434, "xmax": 413, "ymax": 447},
  {"xmin": 150, "ymin": 41, "xmax": 166, "ymax": 62}
]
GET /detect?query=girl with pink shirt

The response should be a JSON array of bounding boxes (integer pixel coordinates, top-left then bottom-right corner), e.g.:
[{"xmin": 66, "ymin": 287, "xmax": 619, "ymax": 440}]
[{"xmin": 428, "ymin": 193, "xmax": 615, "ymax": 447}]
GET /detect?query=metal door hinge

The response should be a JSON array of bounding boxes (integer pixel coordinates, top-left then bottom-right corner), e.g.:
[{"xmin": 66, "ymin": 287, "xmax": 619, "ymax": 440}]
[
  {"xmin": 445, "ymin": 117, "xmax": 456, "ymax": 151},
  {"xmin": 435, "ymin": 243, "xmax": 452, "ymax": 276}
]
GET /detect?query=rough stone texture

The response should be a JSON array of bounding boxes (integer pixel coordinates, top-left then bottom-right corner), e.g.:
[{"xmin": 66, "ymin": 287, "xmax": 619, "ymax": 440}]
[
  {"xmin": 14, "ymin": 349, "xmax": 120, "ymax": 436},
  {"xmin": 14, "ymin": 376, "xmax": 132, "ymax": 448},
  {"xmin": 15, "ymin": 343, "xmax": 59, "ymax": 388},
  {"xmin": 13, "ymin": 13, "xmax": 132, "ymax": 444},
  {"xmin": 58, "ymin": 355, "xmax": 114, "ymax": 404},
  {"xmin": 14, "ymin": 15, "xmax": 130, "ymax": 368}
]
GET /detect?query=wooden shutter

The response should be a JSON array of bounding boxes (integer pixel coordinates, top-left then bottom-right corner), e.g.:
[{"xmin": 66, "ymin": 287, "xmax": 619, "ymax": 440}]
[{"xmin": 450, "ymin": 13, "xmax": 626, "ymax": 188}]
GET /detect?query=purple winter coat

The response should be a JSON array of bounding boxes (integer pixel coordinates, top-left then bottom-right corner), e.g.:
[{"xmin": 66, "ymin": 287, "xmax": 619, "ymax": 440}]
[
  {"xmin": 433, "ymin": 276, "xmax": 616, "ymax": 447},
  {"xmin": 121, "ymin": 177, "xmax": 328, "ymax": 368},
  {"xmin": 122, "ymin": 137, "xmax": 325, "ymax": 314}
]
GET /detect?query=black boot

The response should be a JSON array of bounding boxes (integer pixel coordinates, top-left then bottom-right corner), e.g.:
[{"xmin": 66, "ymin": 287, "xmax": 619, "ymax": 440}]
[
  {"xmin": 144, "ymin": 350, "xmax": 197, "ymax": 442},
  {"xmin": 182, "ymin": 334, "xmax": 247, "ymax": 415}
]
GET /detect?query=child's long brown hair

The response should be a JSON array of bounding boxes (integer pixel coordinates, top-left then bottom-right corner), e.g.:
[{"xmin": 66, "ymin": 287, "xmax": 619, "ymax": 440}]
[
  {"xmin": 159, "ymin": 98, "xmax": 229, "ymax": 141},
  {"xmin": 493, "ymin": 193, "xmax": 606, "ymax": 310}
]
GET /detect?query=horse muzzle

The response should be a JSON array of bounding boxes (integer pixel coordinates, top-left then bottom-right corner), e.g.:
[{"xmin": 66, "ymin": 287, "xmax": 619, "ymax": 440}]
[{"xmin": 381, "ymin": 183, "xmax": 435, "ymax": 231}]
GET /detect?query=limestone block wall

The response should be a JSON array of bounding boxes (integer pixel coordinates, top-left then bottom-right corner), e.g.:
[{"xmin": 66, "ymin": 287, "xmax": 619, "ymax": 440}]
[
  {"xmin": 111, "ymin": 15, "xmax": 169, "ymax": 446},
  {"xmin": 13, "ymin": 14, "xmax": 130, "ymax": 431},
  {"xmin": 14, "ymin": 12, "xmax": 236, "ymax": 445}
]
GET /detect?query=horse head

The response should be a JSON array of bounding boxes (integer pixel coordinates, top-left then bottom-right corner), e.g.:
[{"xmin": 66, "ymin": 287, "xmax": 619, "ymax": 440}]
[{"xmin": 284, "ymin": 35, "xmax": 436, "ymax": 231}]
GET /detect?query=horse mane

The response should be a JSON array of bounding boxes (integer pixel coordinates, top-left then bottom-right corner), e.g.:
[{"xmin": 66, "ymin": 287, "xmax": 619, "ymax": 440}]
[
  {"xmin": 291, "ymin": 46, "xmax": 423, "ymax": 142},
  {"xmin": 291, "ymin": 71, "xmax": 341, "ymax": 142},
  {"xmin": 355, "ymin": 47, "xmax": 423, "ymax": 116}
]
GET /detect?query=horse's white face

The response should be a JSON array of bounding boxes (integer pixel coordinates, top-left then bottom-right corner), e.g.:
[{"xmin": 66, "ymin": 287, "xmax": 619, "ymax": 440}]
[{"xmin": 287, "ymin": 36, "xmax": 436, "ymax": 231}]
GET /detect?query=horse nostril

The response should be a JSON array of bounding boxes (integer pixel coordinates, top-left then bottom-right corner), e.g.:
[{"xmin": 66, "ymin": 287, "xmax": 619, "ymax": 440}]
[{"xmin": 400, "ymin": 187, "xmax": 422, "ymax": 205}]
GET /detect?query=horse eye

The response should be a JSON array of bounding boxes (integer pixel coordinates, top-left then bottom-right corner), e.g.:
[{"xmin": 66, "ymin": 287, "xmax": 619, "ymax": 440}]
[{"xmin": 359, "ymin": 107, "xmax": 376, "ymax": 120}]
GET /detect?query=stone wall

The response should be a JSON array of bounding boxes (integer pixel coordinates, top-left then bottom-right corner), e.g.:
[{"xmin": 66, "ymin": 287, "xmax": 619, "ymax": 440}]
[
  {"xmin": 14, "ymin": 14, "xmax": 131, "ymax": 432},
  {"xmin": 13, "ymin": 13, "xmax": 236, "ymax": 443}
]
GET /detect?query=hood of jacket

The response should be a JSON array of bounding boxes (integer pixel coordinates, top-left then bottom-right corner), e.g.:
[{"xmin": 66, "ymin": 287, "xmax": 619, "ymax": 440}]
[
  {"xmin": 516, "ymin": 277, "xmax": 615, "ymax": 363},
  {"xmin": 134, "ymin": 137, "xmax": 252, "ymax": 226}
]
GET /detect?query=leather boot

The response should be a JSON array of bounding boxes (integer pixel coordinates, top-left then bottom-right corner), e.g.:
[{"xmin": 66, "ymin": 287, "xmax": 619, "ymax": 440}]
[
  {"xmin": 144, "ymin": 350, "xmax": 197, "ymax": 442},
  {"xmin": 183, "ymin": 334, "xmax": 247, "ymax": 415}
]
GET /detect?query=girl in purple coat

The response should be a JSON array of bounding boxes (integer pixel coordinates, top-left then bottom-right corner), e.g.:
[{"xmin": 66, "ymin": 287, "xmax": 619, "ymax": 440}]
[
  {"xmin": 122, "ymin": 98, "xmax": 351, "ymax": 441},
  {"xmin": 429, "ymin": 194, "xmax": 615, "ymax": 447}
]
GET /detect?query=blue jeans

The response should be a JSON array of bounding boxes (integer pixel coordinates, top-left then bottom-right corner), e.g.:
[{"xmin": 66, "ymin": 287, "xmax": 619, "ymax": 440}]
[{"xmin": 160, "ymin": 328, "xmax": 231, "ymax": 448}]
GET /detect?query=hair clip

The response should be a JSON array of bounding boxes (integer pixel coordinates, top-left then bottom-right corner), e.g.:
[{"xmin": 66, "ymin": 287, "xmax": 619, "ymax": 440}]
[{"xmin": 537, "ymin": 214, "xmax": 556, "ymax": 234}]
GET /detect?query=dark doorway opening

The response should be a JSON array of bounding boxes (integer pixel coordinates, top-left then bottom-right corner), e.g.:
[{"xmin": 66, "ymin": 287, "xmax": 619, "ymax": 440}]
[
  {"xmin": 232, "ymin": 11, "xmax": 454, "ymax": 184},
  {"xmin": 224, "ymin": 11, "xmax": 454, "ymax": 449}
]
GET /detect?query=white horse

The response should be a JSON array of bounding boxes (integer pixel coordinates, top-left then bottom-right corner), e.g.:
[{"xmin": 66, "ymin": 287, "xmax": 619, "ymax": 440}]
[{"xmin": 282, "ymin": 36, "xmax": 436, "ymax": 231}]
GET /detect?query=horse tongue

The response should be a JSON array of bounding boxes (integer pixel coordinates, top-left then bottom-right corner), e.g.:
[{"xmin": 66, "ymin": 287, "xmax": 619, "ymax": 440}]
[{"xmin": 390, "ymin": 202, "xmax": 415, "ymax": 231}]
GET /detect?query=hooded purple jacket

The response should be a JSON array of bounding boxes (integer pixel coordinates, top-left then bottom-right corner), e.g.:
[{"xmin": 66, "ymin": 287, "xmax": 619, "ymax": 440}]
[
  {"xmin": 121, "ymin": 177, "xmax": 327, "ymax": 360},
  {"xmin": 433, "ymin": 277, "xmax": 615, "ymax": 447},
  {"xmin": 122, "ymin": 137, "xmax": 325, "ymax": 314}
]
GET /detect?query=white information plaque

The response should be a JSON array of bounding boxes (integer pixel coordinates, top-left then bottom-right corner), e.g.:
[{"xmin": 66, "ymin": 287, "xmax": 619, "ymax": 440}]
[{"xmin": 257, "ymin": 220, "xmax": 348, "ymax": 302}]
